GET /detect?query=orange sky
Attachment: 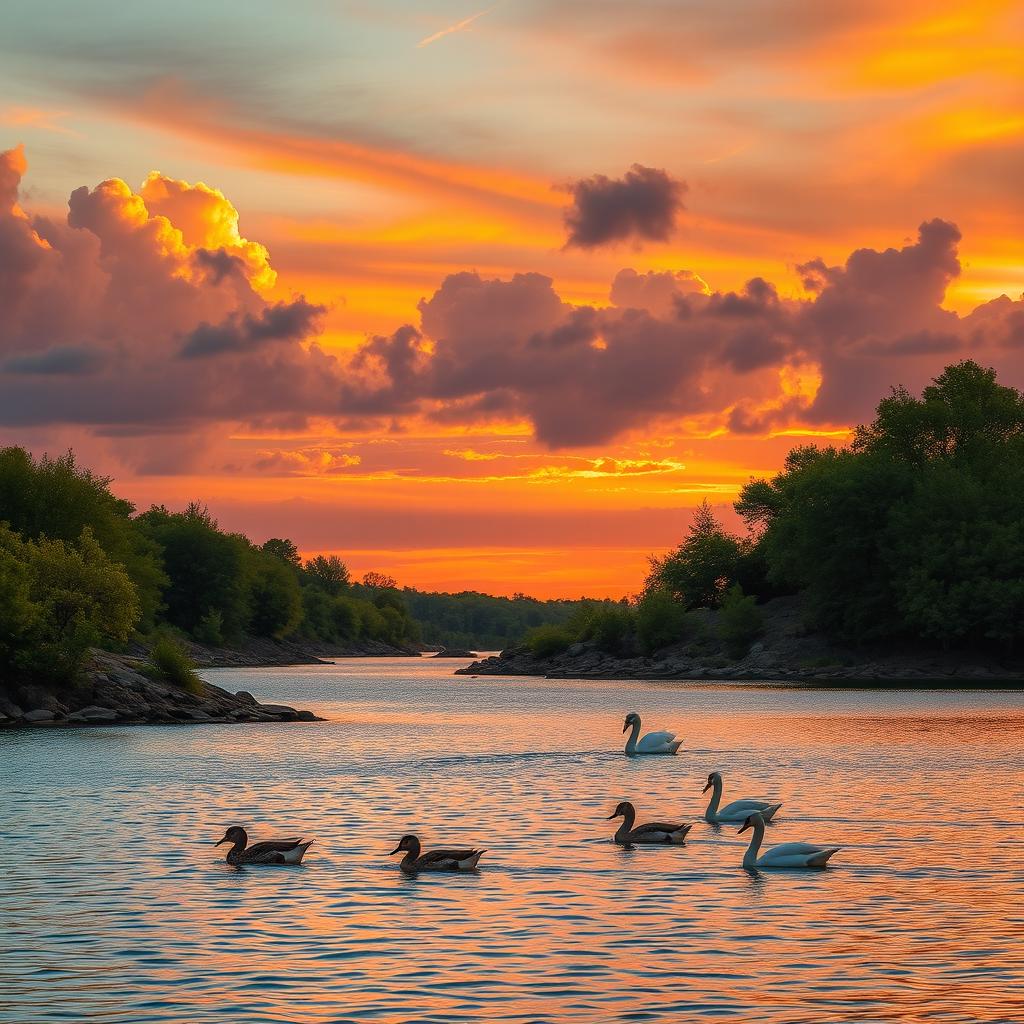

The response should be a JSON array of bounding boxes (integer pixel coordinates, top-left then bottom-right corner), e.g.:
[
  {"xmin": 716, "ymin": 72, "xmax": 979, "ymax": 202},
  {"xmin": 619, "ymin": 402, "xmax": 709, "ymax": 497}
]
[{"xmin": 1, "ymin": 0, "xmax": 1022, "ymax": 596}]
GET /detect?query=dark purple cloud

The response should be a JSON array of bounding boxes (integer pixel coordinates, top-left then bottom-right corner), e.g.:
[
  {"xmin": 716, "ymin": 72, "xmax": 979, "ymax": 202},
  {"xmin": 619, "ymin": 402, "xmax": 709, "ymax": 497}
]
[
  {"xmin": 563, "ymin": 164, "xmax": 686, "ymax": 249},
  {"xmin": 181, "ymin": 299, "xmax": 325, "ymax": 358}
]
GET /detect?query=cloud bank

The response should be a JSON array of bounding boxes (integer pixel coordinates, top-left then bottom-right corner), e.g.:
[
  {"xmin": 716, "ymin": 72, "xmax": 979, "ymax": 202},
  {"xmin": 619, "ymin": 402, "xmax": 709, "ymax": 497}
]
[{"xmin": 2, "ymin": 146, "xmax": 1023, "ymax": 457}]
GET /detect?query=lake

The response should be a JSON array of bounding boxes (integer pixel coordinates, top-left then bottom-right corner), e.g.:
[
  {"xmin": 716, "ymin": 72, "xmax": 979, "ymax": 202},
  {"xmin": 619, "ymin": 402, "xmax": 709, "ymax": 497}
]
[{"xmin": 2, "ymin": 657, "xmax": 1023, "ymax": 1023}]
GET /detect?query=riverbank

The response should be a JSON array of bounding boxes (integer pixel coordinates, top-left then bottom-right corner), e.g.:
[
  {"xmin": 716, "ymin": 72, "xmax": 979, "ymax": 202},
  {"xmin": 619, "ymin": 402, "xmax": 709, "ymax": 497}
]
[
  {"xmin": 180, "ymin": 634, "xmax": 422, "ymax": 669},
  {"xmin": 457, "ymin": 596, "xmax": 1024, "ymax": 684},
  {"xmin": 0, "ymin": 649, "xmax": 325, "ymax": 728}
]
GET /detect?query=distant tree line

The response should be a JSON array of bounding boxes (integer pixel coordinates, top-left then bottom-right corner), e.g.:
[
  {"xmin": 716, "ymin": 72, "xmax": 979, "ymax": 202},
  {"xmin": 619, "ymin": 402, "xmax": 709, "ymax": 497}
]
[
  {"xmin": 523, "ymin": 361, "xmax": 1024, "ymax": 659},
  {"xmin": 0, "ymin": 448, "xmax": 422, "ymax": 685}
]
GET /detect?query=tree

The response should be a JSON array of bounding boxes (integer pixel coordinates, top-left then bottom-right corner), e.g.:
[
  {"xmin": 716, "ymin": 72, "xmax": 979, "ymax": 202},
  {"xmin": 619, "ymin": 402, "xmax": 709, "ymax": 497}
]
[
  {"xmin": 635, "ymin": 587, "xmax": 688, "ymax": 654},
  {"xmin": 247, "ymin": 548, "xmax": 303, "ymax": 639},
  {"xmin": 646, "ymin": 501, "xmax": 742, "ymax": 608},
  {"xmin": 304, "ymin": 555, "xmax": 350, "ymax": 596},
  {"xmin": 718, "ymin": 584, "xmax": 763, "ymax": 658},
  {"xmin": 262, "ymin": 538, "xmax": 302, "ymax": 569},
  {"xmin": 362, "ymin": 570, "xmax": 397, "ymax": 589}
]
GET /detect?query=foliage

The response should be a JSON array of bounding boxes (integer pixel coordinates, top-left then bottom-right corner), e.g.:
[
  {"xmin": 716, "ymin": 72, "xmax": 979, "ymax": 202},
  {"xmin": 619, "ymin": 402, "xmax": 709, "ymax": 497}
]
[
  {"xmin": 304, "ymin": 554, "xmax": 350, "ymax": 595},
  {"xmin": 635, "ymin": 587, "xmax": 688, "ymax": 654},
  {"xmin": 247, "ymin": 548, "xmax": 303, "ymax": 639},
  {"xmin": 646, "ymin": 501, "xmax": 744, "ymax": 609},
  {"xmin": 0, "ymin": 524, "xmax": 139, "ymax": 684},
  {"xmin": 148, "ymin": 634, "xmax": 203, "ymax": 695},
  {"xmin": 525, "ymin": 624, "xmax": 574, "ymax": 658},
  {"xmin": 717, "ymin": 585, "xmax": 763, "ymax": 658},
  {"xmin": 737, "ymin": 360, "xmax": 1024, "ymax": 648},
  {"xmin": 262, "ymin": 538, "xmax": 302, "ymax": 569},
  {"xmin": 362, "ymin": 570, "xmax": 398, "ymax": 589}
]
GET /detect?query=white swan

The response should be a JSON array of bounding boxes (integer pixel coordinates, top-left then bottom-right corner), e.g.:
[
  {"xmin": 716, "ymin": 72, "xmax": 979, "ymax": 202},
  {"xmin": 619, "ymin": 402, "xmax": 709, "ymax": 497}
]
[
  {"xmin": 739, "ymin": 812, "xmax": 840, "ymax": 869},
  {"xmin": 622, "ymin": 712, "xmax": 681, "ymax": 756},
  {"xmin": 703, "ymin": 771, "xmax": 781, "ymax": 823}
]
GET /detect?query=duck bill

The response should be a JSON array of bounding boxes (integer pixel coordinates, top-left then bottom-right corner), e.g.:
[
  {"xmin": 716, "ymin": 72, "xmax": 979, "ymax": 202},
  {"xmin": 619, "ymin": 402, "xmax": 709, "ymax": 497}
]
[
  {"xmin": 388, "ymin": 845, "xmax": 403, "ymax": 856},
  {"xmin": 214, "ymin": 837, "xmax": 228, "ymax": 846},
  {"xmin": 606, "ymin": 812, "xmax": 620, "ymax": 820}
]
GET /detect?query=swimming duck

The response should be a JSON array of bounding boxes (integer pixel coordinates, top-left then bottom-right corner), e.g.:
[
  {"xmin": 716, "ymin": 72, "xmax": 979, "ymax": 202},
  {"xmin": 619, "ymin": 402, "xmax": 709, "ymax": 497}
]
[
  {"xmin": 738, "ymin": 812, "xmax": 839, "ymax": 869},
  {"xmin": 608, "ymin": 801, "xmax": 692, "ymax": 845},
  {"xmin": 703, "ymin": 771, "xmax": 782, "ymax": 823},
  {"xmin": 389, "ymin": 834, "xmax": 485, "ymax": 874},
  {"xmin": 622, "ymin": 712, "xmax": 682, "ymax": 756},
  {"xmin": 215, "ymin": 826, "xmax": 314, "ymax": 865}
]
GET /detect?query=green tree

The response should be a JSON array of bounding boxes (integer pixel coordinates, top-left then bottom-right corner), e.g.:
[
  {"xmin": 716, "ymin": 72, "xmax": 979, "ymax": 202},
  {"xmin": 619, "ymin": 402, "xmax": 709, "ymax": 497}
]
[
  {"xmin": 635, "ymin": 587, "xmax": 687, "ymax": 654},
  {"xmin": 262, "ymin": 538, "xmax": 302, "ymax": 569},
  {"xmin": 647, "ymin": 501, "xmax": 742, "ymax": 608},
  {"xmin": 718, "ymin": 584, "xmax": 763, "ymax": 659},
  {"xmin": 304, "ymin": 554, "xmax": 350, "ymax": 596},
  {"xmin": 247, "ymin": 548, "xmax": 303, "ymax": 638}
]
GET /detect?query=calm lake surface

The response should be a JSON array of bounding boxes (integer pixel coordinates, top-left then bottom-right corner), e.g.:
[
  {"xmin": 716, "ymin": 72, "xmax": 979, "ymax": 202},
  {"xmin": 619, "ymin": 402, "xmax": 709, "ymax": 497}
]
[{"xmin": 3, "ymin": 657, "xmax": 1023, "ymax": 1023}]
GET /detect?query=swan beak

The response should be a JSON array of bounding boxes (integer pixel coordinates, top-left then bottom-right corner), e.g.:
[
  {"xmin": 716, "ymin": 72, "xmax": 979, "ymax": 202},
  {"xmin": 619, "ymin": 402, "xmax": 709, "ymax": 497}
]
[
  {"xmin": 702, "ymin": 781, "xmax": 712, "ymax": 793},
  {"xmin": 622, "ymin": 722, "xmax": 629, "ymax": 733},
  {"xmin": 606, "ymin": 811, "xmax": 619, "ymax": 820},
  {"xmin": 388, "ymin": 845, "xmax": 402, "ymax": 855},
  {"xmin": 214, "ymin": 837, "xmax": 228, "ymax": 846},
  {"xmin": 737, "ymin": 822, "xmax": 750, "ymax": 834}
]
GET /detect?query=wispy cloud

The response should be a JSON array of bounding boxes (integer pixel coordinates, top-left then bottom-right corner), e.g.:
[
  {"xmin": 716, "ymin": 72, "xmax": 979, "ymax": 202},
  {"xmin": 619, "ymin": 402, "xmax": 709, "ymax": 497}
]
[{"xmin": 417, "ymin": 5, "xmax": 498, "ymax": 49}]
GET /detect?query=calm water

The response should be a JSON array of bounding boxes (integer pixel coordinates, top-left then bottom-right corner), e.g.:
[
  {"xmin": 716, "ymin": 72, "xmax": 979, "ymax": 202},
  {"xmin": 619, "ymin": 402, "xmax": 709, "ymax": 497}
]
[{"xmin": 2, "ymin": 658, "xmax": 1023, "ymax": 1023}]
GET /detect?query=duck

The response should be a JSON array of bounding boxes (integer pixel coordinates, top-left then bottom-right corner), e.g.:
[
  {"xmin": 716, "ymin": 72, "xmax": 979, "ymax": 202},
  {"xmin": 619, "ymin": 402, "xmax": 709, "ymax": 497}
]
[
  {"xmin": 608, "ymin": 801, "xmax": 692, "ymax": 845},
  {"xmin": 389, "ymin": 834, "xmax": 485, "ymax": 874},
  {"xmin": 738, "ymin": 812, "xmax": 839, "ymax": 869},
  {"xmin": 622, "ymin": 712, "xmax": 682, "ymax": 756},
  {"xmin": 215, "ymin": 825, "xmax": 314, "ymax": 865},
  {"xmin": 703, "ymin": 771, "xmax": 782, "ymax": 823}
]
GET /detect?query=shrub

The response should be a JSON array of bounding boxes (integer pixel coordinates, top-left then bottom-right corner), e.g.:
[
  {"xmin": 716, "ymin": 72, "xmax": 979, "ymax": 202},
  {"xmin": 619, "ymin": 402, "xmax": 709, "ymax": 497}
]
[
  {"xmin": 525, "ymin": 624, "xmax": 573, "ymax": 658},
  {"xmin": 587, "ymin": 605, "xmax": 635, "ymax": 654},
  {"xmin": 718, "ymin": 584, "xmax": 764, "ymax": 659},
  {"xmin": 636, "ymin": 588, "xmax": 688, "ymax": 654},
  {"xmin": 149, "ymin": 634, "xmax": 203, "ymax": 695},
  {"xmin": 192, "ymin": 609, "xmax": 224, "ymax": 645}
]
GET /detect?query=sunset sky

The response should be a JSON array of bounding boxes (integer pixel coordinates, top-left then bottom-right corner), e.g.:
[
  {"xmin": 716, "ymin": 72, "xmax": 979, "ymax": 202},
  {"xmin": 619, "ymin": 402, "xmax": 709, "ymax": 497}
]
[{"xmin": 2, "ymin": 0, "xmax": 1022, "ymax": 596}]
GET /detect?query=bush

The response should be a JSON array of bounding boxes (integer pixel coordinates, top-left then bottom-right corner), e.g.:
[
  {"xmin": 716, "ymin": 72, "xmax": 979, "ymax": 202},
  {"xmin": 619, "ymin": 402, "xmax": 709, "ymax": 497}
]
[
  {"xmin": 636, "ymin": 588, "xmax": 687, "ymax": 654},
  {"xmin": 587, "ymin": 605, "xmax": 635, "ymax": 654},
  {"xmin": 192, "ymin": 609, "xmax": 225, "ymax": 645},
  {"xmin": 525, "ymin": 624, "xmax": 573, "ymax": 658},
  {"xmin": 149, "ymin": 634, "xmax": 203, "ymax": 695},
  {"xmin": 718, "ymin": 585, "xmax": 764, "ymax": 659}
]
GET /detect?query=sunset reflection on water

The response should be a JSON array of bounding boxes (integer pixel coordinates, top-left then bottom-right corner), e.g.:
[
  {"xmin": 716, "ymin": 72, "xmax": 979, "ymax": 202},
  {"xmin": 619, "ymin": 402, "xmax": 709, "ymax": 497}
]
[{"xmin": 2, "ymin": 658, "xmax": 1023, "ymax": 1023}]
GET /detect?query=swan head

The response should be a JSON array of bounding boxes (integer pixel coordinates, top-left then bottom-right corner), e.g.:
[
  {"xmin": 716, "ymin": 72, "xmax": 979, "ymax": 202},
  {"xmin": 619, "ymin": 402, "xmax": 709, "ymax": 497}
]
[
  {"xmin": 607, "ymin": 801, "xmax": 633, "ymax": 820},
  {"xmin": 389, "ymin": 834, "xmax": 420, "ymax": 856},
  {"xmin": 702, "ymin": 771, "xmax": 722, "ymax": 794},
  {"xmin": 215, "ymin": 826, "xmax": 247, "ymax": 848},
  {"xmin": 737, "ymin": 812, "xmax": 764, "ymax": 834},
  {"xmin": 622, "ymin": 712, "xmax": 639, "ymax": 734}
]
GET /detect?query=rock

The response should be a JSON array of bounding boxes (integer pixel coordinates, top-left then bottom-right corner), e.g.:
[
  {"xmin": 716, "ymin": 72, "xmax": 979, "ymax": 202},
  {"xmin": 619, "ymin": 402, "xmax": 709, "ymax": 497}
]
[
  {"xmin": 74, "ymin": 706, "xmax": 119, "ymax": 722},
  {"xmin": 0, "ymin": 698, "xmax": 24, "ymax": 718},
  {"xmin": 256, "ymin": 703, "xmax": 298, "ymax": 718},
  {"xmin": 23, "ymin": 709, "xmax": 56, "ymax": 723},
  {"xmin": 234, "ymin": 690, "xmax": 258, "ymax": 705},
  {"xmin": 294, "ymin": 710, "xmax": 319, "ymax": 722},
  {"xmin": 567, "ymin": 642, "xmax": 587, "ymax": 656},
  {"xmin": 184, "ymin": 709, "xmax": 214, "ymax": 721}
]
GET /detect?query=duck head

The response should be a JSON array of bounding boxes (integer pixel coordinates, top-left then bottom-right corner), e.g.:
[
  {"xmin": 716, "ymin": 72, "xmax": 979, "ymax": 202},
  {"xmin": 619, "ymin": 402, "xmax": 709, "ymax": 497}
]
[
  {"xmin": 389, "ymin": 834, "xmax": 420, "ymax": 857},
  {"xmin": 702, "ymin": 771, "xmax": 722, "ymax": 794},
  {"xmin": 622, "ymin": 712, "xmax": 639, "ymax": 734},
  {"xmin": 215, "ymin": 826, "xmax": 248, "ymax": 848},
  {"xmin": 606, "ymin": 801, "xmax": 634, "ymax": 820},
  {"xmin": 737, "ymin": 812, "xmax": 764, "ymax": 834}
]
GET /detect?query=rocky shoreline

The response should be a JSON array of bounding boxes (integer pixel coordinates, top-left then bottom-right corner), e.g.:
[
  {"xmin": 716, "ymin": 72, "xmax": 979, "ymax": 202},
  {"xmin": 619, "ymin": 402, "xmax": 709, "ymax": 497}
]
[
  {"xmin": 457, "ymin": 597, "xmax": 1024, "ymax": 685},
  {"xmin": 181, "ymin": 634, "xmax": 422, "ymax": 669},
  {"xmin": 0, "ymin": 649, "xmax": 324, "ymax": 729}
]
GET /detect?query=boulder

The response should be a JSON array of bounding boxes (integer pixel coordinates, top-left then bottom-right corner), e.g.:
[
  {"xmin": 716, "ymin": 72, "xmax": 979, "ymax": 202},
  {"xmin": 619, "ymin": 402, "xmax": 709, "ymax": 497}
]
[
  {"xmin": 23, "ymin": 708, "xmax": 56, "ymax": 723},
  {"xmin": 234, "ymin": 690, "xmax": 258, "ymax": 705},
  {"xmin": 256, "ymin": 703, "xmax": 298, "ymax": 719},
  {"xmin": 72, "ymin": 706, "xmax": 119, "ymax": 722}
]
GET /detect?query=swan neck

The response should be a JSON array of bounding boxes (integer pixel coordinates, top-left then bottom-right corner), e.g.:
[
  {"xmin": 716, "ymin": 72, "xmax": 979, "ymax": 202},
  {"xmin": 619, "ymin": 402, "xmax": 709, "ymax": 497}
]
[
  {"xmin": 625, "ymin": 719, "xmax": 640, "ymax": 754},
  {"xmin": 742, "ymin": 819, "xmax": 765, "ymax": 867},
  {"xmin": 705, "ymin": 778, "xmax": 722, "ymax": 817}
]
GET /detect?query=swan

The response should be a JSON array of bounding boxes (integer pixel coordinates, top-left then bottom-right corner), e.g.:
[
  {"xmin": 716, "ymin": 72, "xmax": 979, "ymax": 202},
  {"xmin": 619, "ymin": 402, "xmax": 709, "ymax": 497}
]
[
  {"xmin": 389, "ymin": 834, "xmax": 485, "ymax": 874},
  {"xmin": 738, "ymin": 812, "xmax": 839, "ymax": 869},
  {"xmin": 608, "ymin": 801, "xmax": 692, "ymax": 845},
  {"xmin": 215, "ymin": 826, "xmax": 314, "ymax": 865},
  {"xmin": 703, "ymin": 771, "xmax": 782, "ymax": 823},
  {"xmin": 622, "ymin": 712, "xmax": 682, "ymax": 755}
]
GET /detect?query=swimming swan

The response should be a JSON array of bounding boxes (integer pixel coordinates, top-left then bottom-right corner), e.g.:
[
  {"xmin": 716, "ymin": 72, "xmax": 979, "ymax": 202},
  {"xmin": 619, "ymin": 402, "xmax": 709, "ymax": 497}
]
[
  {"xmin": 215, "ymin": 826, "xmax": 314, "ymax": 865},
  {"xmin": 738, "ymin": 812, "xmax": 839, "ymax": 869},
  {"xmin": 623, "ymin": 712, "xmax": 682, "ymax": 756},
  {"xmin": 608, "ymin": 801, "xmax": 692, "ymax": 845},
  {"xmin": 703, "ymin": 771, "xmax": 782, "ymax": 823}
]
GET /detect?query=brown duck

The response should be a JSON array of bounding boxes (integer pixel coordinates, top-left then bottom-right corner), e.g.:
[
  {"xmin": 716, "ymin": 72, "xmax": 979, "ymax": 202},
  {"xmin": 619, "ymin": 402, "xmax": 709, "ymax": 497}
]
[
  {"xmin": 389, "ymin": 834, "xmax": 484, "ymax": 874},
  {"xmin": 215, "ymin": 826, "xmax": 315, "ymax": 865},
  {"xmin": 608, "ymin": 801, "xmax": 692, "ymax": 845}
]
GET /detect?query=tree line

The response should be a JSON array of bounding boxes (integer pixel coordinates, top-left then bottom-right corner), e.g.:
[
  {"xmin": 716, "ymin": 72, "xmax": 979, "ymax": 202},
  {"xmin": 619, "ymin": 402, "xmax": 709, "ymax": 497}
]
[{"xmin": 524, "ymin": 361, "xmax": 1024, "ymax": 660}]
